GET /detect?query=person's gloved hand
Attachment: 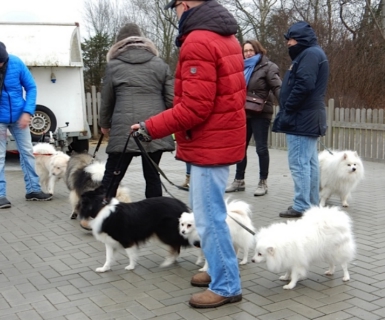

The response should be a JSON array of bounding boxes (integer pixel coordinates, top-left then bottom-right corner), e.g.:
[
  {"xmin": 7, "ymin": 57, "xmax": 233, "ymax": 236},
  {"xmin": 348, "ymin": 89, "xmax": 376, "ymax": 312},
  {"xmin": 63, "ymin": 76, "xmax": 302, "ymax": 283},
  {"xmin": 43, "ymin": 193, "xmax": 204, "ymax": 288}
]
[{"xmin": 132, "ymin": 122, "xmax": 152, "ymax": 142}]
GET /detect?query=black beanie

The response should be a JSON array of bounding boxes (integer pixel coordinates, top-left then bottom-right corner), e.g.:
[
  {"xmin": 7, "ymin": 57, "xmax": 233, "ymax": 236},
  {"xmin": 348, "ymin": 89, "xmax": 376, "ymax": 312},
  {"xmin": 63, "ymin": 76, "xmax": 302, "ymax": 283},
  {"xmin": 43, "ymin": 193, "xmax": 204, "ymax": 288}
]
[
  {"xmin": 116, "ymin": 23, "xmax": 143, "ymax": 42},
  {"xmin": 0, "ymin": 42, "xmax": 8, "ymax": 63}
]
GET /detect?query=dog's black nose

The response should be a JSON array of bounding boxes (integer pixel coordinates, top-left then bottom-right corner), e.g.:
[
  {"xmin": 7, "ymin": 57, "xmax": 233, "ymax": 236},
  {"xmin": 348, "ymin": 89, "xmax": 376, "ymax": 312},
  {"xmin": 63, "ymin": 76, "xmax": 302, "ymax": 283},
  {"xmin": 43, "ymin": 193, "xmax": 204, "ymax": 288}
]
[
  {"xmin": 352, "ymin": 167, "xmax": 356, "ymax": 171},
  {"xmin": 251, "ymin": 259, "xmax": 255, "ymax": 263}
]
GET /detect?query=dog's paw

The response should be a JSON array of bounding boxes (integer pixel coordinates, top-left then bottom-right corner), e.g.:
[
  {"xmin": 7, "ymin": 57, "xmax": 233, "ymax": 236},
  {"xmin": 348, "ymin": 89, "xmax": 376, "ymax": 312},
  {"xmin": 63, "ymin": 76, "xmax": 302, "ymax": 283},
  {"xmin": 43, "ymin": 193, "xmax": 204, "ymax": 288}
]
[
  {"xmin": 199, "ymin": 266, "xmax": 208, "ymax": 272},
  {"xmin": 283, "ymin": 283, "xmax": 296, "ymax": 289},
  {"xmin": 342, "ymin": 203, "xmax": 349, "ymax": 207},
  {"xmin": 70, "ymin": 212, "xmax": 78, "ymax": 219},
  {"xmin": 342, "ymin": 275, "xmax": 350, "ymax": 281},
  {"xmin": 239, "ymin": 259, "xmax": 248, "ymax": 265},
  {"xmin": 160, "ymin": 258, "xmax": 176, "ymax": 268},
  {"xmin": 279, "ymin": 275, "xmax": 290, "ymax": 281},
  {"xmin": 196, "ymin": 258, "xmax": 204, "ymax": 265},
  {"xmin": 125, "ymin": 265, "xmax": 135, "ymax": 271},
  {"xmin": 95, "ymin": 267, "xmax": 110, "ymax": 273},
  {"xmin": 324, "ymin": 270, "xmax": 334, "ymax": 276}
]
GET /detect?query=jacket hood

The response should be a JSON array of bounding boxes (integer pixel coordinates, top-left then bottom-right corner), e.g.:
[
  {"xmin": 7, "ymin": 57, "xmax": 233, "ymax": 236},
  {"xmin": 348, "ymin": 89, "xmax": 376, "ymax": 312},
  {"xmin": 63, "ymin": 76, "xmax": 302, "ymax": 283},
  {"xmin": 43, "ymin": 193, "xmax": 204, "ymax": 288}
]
[
  {"xmin": 107, "ymin": 36, "xmax": 158, "ymax": 63},
  {"xmin": 179, "ymin": 0, "xmax": 238, "ymax": 40},
  {"xmin": 284, "ymin": 21, "xmax": 317, "ymax": 47}
]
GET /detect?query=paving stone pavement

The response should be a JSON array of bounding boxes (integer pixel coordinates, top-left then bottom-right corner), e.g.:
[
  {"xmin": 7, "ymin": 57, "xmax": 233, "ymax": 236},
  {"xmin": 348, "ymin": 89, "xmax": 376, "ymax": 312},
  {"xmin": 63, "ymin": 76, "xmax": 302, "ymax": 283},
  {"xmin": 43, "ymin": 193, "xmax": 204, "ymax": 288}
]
[{"xmin": 0, "ymin": 141, "xmax": 384, "ymax": 320}]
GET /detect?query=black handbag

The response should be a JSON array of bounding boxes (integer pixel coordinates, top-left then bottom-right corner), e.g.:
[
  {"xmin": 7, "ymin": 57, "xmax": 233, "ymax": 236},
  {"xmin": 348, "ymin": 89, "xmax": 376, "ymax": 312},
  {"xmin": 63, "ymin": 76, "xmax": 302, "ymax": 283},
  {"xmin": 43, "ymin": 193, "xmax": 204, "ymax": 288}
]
[{"xmin": 245, "ymin": 94, "xmax": 266, "ymax": 113}]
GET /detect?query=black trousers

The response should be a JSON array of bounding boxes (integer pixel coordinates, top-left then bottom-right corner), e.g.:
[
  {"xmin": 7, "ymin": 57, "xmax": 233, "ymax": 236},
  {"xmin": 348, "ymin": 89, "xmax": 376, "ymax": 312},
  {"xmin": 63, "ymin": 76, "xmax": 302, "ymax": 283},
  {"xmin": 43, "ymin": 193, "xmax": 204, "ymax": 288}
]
[
  {"xmin": 102, "ymin": 151, "xmax": 163, "ymax": 199},
  {"xmin": 235, "ymin": 117, "xmax": 271, "ymax": 180}
]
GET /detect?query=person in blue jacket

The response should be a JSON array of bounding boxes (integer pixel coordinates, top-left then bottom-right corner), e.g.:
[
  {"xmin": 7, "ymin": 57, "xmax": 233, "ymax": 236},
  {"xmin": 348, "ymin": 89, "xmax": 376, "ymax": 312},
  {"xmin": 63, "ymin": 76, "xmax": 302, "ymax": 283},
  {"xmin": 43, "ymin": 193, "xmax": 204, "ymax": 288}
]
[
  {"xmin": 0, "ymin": 42, "xmax": 52, "ymax": 208},
  {"xmin": 272, "ymin": 21, "xmax": 329, "ymax": 218}
]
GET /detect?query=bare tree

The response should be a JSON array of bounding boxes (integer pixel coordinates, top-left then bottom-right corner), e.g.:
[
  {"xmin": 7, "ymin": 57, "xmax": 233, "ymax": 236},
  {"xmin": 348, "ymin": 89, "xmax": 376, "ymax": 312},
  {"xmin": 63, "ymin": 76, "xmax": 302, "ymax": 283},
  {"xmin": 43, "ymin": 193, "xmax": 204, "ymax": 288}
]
[{"xmin": 83, "ymin": 0, "xmax": 132, "ymax": 38}]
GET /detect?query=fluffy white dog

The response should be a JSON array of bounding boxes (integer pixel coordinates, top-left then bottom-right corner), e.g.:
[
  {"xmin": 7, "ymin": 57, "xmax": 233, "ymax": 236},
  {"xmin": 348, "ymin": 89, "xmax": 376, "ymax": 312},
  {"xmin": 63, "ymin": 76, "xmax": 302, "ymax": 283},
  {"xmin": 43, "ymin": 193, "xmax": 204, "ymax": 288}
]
[
  {"xmin": 252, "ymin": 206, "xmax": 356, "ymax": 289},
  {"xmin": 319, "ymin": 150, "xmax": 364, "ymax": 207},
  {"xmin": 33, "ymin": 143, "xmax": 70, "ymax": 195},
  {"xmin": 179, "ymin": 198, "xmax": 256, "ymax": 271}
]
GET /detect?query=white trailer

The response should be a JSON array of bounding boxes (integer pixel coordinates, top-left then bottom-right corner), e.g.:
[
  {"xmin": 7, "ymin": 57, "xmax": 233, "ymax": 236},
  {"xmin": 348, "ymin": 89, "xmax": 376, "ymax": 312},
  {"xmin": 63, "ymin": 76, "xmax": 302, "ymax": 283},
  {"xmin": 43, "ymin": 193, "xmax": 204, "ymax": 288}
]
[{"xmin": 0, "ymin": 22, "xmax": 91, "ymax": 152}]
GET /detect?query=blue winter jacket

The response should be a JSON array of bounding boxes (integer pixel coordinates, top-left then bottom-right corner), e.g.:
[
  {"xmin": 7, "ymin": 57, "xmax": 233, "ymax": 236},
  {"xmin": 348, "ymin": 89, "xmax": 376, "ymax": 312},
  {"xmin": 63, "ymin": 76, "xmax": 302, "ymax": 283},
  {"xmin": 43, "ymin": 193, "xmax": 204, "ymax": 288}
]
[
  {"xmin": 272, "ymin": 21, "xmax": 329, "ymax": 137},
  {"xmin": 0, "ymin": 55, "xmax": 37, "ymax": 124}
]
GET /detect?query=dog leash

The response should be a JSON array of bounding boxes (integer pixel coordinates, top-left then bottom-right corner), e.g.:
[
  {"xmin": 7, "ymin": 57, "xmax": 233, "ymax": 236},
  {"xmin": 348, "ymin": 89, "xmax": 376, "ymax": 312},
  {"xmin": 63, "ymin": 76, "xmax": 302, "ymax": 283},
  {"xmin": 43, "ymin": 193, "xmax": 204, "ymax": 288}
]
[
  {"xmin": 132, "ymin": 134, "xmax": 189, "ymax": 193},
  {"xmin": 92, "ymin": 133, "xmax": 104, "ymax": 159},
  {"xmin": 133, "ymin": 134, "xmax": 257, "ymax": 236},
  {"xmin": 319, "ymin": 139, "xmax": 334, "ymax": 155},
  {"xmin": 103, "ymin": 132, "xmax": 133, "ymax": 203},
  {"xmin": 227, "ymin": 214, "xmax": 256, "ymax": 236}
]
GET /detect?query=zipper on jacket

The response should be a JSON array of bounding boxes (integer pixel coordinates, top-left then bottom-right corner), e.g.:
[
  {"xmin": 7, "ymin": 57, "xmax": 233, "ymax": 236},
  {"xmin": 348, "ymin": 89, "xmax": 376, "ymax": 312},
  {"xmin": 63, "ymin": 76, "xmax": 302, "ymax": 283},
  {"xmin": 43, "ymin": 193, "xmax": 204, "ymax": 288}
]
[{"xmin": 4, "ymin": 84, "xmax": 12, "ymax": 123}]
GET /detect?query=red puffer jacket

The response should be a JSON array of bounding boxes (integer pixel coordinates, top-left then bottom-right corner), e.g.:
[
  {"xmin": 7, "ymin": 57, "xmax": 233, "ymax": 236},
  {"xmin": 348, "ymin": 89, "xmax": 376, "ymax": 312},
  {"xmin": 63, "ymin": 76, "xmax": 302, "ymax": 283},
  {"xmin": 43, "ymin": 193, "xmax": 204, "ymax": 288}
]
[{"xmin": 145, "ymin": 29, "xmax": 246, "ymax": 166}]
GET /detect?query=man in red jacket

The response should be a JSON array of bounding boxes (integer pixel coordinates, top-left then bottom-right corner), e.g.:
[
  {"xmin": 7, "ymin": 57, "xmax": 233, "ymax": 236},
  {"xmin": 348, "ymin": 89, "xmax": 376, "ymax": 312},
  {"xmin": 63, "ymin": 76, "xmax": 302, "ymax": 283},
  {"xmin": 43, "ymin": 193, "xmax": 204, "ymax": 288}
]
[{"xmin": 132, "ymin": 0, "xmax": 246, "ymax": 308}]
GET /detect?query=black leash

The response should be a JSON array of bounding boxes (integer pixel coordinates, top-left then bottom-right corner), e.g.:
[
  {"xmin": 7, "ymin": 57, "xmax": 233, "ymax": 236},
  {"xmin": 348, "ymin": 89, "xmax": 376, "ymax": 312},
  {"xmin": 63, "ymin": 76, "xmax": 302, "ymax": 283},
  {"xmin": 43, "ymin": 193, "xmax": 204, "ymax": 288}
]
[
  {"xmin": 227, "ymin": 214, "xmax": 256, "ymax": 236},
  {"xmin": 92, "ymin": 133, "xmax": 104, "ymax": 158},
  {"xmin": 103, "ymin": 132, "xmax": 133, "ymax": 203},
  {"xmin": 132, "ymin": 134, "xmax": 189, "ymax": 202},
  {"xmin": 132, "ymin": 134, "xmax": 256, "ymax": 236}
]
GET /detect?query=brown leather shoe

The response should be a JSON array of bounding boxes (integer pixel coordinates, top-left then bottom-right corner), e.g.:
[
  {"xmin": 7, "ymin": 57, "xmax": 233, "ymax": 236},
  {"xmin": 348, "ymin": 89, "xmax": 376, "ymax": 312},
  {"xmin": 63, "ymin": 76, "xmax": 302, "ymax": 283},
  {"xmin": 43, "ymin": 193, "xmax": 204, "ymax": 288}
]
[
  {"xmin": 191, "ymin": 272, "xmax": 211, "ymax": 287},
  {"xmin": 189, "ymin": 290, "xmax": 242, "ymax": 308}
]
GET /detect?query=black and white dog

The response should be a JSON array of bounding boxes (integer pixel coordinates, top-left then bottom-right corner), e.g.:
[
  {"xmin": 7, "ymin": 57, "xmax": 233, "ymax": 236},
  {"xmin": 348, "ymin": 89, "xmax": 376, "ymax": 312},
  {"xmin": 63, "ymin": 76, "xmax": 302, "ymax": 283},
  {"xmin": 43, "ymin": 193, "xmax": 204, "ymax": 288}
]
[
  {"xmin": 65, "ymin": 153, "xmax": 131, "ymax": 219},
  {"xmin": 77, "ymin": 187, "xmax": 190, "ymax": 272}
]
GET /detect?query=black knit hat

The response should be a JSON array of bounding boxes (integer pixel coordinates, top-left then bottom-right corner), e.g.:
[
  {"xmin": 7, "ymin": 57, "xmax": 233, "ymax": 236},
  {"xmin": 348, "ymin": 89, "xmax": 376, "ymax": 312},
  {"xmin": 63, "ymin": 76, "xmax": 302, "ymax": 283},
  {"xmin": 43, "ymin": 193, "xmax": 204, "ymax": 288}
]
[
  {"xmin": 0, "ymin": 42, "xmax": 8, "ymax": 63},
  {"xmin": 116, "ymin": 23, "xmax": 143, "ymax": 42}
]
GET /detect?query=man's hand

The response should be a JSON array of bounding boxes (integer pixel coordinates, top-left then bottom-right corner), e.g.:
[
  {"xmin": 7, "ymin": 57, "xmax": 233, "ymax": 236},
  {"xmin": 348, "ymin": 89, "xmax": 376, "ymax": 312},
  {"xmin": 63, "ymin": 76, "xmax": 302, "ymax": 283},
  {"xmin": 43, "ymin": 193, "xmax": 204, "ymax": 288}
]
[
  {"xmin": 131, "ymin": 122, "xmax": 152, "ymax": 142},
  {"xmin": 101, "ymin": 127, "xmax": 110, "ymax": 135},
  {"xmin": 131, "ymin": 124, "xmax": 140, "ymax": 131},
  {"xmin": 18, "ymin": 113, "xmax": 31, "ymax": 129}
]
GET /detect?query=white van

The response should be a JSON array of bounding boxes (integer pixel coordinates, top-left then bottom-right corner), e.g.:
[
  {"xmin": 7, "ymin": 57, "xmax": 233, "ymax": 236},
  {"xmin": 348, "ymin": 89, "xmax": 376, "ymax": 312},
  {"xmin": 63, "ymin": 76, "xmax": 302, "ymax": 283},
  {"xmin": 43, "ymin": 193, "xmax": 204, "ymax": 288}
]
[{"xmin": 0, "ymin": 22, "xmax": 91, "ymax": 152}]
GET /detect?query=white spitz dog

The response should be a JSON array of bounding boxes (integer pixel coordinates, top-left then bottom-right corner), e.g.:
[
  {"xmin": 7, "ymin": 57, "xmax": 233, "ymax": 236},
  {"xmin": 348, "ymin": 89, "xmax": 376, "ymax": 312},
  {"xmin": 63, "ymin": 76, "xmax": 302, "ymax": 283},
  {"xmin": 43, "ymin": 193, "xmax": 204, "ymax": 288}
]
[
  {"xmin": 319, "ymin": 150, "xmax": 364, "ymax": 207},
  {"xmin": 179, "ymin": 198, "xmax": 256, "ymax": 271},
  {"xmin": 252, "ymin": 206, "xmax": 356, "ymax": 289},
  {"xmin": 33, "ymin": 142, "xmax": 70, "ymax": 195}
]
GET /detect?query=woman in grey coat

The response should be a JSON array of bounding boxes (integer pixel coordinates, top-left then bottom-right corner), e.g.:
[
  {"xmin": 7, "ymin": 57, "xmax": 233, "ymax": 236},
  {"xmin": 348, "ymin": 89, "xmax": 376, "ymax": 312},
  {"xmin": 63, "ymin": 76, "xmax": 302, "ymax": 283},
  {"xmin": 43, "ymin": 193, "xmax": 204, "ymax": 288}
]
[{"xmin": 99, "ymin": 23, "xmax": 174, "ymax": 198}]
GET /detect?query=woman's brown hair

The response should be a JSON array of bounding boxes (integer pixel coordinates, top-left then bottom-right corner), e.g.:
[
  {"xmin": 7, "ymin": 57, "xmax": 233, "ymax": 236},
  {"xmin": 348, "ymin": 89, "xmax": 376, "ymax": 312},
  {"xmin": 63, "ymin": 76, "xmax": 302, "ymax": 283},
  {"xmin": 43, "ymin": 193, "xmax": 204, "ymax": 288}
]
[{"xmin": 242, "ymin": 40, "xmax": 267, "ymax": 58}]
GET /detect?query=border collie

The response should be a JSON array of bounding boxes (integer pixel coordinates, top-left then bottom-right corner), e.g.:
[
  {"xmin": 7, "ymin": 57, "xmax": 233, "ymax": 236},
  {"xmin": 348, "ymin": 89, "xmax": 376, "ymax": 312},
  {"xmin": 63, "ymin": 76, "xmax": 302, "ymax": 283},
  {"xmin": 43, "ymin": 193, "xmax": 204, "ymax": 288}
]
[{"xmin": 78, "ymin": 187, "xmax": 190, "ymax": 272}]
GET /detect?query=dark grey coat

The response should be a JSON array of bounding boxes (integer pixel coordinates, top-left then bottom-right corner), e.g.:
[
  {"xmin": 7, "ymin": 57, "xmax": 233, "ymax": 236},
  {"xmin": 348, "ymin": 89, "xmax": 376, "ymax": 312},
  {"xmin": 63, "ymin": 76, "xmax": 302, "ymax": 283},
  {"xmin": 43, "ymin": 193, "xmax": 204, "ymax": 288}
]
[
  {"xmin": 247, "ymin": 55, "xmax": 281, "ymax": 120},
  {"xmin": 99, "ymin": 36, "xmax": 175, "ymax": 154}
]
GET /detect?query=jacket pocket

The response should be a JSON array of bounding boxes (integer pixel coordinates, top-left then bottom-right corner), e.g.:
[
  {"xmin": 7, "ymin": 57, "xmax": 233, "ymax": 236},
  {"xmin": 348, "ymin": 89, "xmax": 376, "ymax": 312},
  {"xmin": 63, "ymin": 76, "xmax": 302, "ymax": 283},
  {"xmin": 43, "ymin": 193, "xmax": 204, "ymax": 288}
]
[{"xmin": 280, "ymin": 110, "xmax": 296, "ymax": 131}]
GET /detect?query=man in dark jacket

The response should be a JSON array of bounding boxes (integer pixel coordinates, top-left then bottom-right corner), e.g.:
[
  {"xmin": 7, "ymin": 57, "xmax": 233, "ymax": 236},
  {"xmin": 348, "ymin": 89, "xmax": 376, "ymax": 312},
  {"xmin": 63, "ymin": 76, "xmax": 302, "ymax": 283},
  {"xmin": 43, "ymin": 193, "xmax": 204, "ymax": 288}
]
[
  {"xmin": 132, "ymin": 0, "xmax": 246, "ymax": 308},
  {"xmin": 272, "ymin": 21, "xmax": 329, "ymax": 218}
]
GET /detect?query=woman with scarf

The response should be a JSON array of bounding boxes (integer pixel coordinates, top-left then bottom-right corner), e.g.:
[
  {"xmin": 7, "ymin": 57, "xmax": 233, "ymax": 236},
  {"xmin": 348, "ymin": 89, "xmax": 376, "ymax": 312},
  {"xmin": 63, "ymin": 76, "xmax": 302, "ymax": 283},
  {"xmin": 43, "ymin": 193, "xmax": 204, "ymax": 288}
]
[{"xmin": 226, "ymin": 40, "xmax": 282, "ymax": 196}]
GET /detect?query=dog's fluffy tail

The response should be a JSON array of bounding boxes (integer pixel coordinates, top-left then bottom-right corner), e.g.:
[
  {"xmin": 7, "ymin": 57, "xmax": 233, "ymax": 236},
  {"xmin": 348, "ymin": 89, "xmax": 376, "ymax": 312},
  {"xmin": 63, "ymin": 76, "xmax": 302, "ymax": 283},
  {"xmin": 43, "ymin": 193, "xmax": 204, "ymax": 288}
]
[
  {"xmin": 33, "ymin": 142, "xmax": 57, "ymax": 155},
  {"xmin": 225, "ymin": 198, "xmax": 252, "ymax": 218},
  {"xmin": 303, "ymin": 206, "xmax": 356, "ymax": 257},
  {"xmin": 116, "ymin": 186, "xmax": 131, "ymax": 203},
  {"xmin": 84, "ymin": 161, "xmax": 106, "ymax": 183}
]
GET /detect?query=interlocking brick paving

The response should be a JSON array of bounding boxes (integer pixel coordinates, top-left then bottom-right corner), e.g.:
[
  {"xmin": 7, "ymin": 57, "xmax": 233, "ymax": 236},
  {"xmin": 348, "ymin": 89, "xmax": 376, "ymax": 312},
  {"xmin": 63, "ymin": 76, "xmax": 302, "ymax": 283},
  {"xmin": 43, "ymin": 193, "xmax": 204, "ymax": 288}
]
[{"xmin": 0, "ymin": 144, "xmax": 384, "ymax": 319}]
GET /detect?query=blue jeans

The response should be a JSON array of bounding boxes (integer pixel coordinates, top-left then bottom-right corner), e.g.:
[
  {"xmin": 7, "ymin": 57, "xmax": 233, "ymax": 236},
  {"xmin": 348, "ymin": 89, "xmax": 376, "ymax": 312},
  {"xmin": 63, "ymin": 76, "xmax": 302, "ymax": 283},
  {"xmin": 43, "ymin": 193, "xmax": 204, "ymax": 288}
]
[
  {"xmin": 189, "ymin": 165, "xmax": 241, "ymax": 297},
  {"xmin": 0, "ymin": 123, "xmax": 41, "ymax": 197},
  {"xmin": 286, "ymin": 134, "xmax": 319, "ymax": 212},
  {"xmin": 186, "ymin": 162, "xmax": 191, "ymax": 175},
  {"xmin": 235, "ymin": 117, "xmax": 271, "ymax": 180}
]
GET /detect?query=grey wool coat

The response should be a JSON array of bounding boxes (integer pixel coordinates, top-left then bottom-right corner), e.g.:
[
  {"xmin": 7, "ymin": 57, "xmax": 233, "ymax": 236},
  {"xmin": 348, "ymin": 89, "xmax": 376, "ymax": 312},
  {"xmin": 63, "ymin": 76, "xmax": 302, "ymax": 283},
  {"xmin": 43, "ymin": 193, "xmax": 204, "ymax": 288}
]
[{"xmin": 99, "ymin": 36, "xmax": 175, "ymax": 154}]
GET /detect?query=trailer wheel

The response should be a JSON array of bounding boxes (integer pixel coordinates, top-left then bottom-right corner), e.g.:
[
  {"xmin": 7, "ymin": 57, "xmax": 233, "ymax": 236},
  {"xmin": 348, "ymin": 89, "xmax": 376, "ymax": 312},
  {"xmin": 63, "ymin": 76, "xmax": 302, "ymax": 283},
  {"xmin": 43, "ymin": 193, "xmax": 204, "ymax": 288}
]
[
  {"xmin": 30, "ymin": 105, "xmax": 57, "ymax": 142},
  {"xmin": 70, "ymin": 137, "xmax": 89, "ymax": 153}
]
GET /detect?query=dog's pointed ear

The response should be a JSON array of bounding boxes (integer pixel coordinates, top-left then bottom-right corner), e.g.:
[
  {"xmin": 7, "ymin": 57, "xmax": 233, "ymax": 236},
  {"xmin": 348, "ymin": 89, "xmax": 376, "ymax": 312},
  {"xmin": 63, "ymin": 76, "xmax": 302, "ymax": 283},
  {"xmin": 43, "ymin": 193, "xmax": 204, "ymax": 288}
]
[
  {"xmin": 267, "ymin": 247, "xmax": 275, "ymax": 256},
  {"xmin": 343, "ymin": 153, "xmax": 347, "ymax": 160}
]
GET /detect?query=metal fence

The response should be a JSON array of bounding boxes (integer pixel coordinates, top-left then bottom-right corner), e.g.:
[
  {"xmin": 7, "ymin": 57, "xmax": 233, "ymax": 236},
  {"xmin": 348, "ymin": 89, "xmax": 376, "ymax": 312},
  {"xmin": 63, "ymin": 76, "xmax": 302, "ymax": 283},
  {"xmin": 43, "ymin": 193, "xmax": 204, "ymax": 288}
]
[{"xmin": 85, "ymin": 86, "xmax": 385, "ymax": 163}]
